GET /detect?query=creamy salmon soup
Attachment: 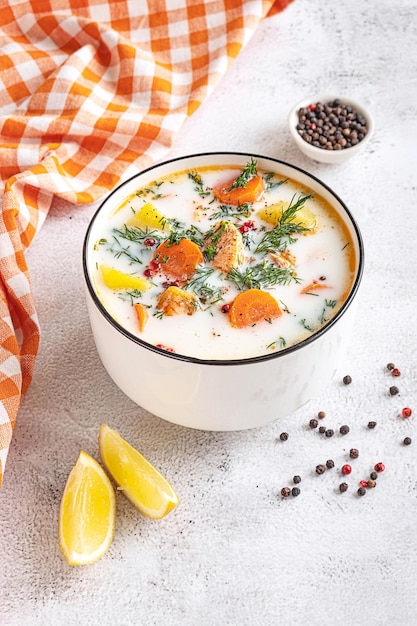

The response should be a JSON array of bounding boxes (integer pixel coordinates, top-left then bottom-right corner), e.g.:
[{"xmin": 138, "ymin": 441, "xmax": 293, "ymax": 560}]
[{"xmin": 91, "ymin": 159, "xmax": 356, "ymax": 360}]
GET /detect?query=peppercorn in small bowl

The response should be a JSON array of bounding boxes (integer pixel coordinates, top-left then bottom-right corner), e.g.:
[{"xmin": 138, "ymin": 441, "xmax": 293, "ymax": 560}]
[{"xmin": 288, "ymin": 95, "xmax": 374, "ymax": 164}]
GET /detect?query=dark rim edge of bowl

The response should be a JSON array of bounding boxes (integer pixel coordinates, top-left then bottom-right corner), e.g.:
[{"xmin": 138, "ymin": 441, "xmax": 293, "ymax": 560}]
[{"xmin": 82, "ymin": 151, "xmax": 364, "ymax": 367}]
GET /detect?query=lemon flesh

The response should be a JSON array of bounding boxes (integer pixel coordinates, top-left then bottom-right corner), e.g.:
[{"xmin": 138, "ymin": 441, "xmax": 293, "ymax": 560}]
[
  {"xmin": 58, "ymin": 451, "xmax": 116, "ymax": 566},
  {"xmin": 100, "ymin": 264, "xmax": 151, "ymax": 291},
  {"xmin": 126, "ymin": 202, "xmax": 170, "ymax": 231},
  {"xmin": 98, "ymin": 424, "xmax": 179, "ymax": 519},
  {"xmin": 257, "ymin": 201, "xmax": 318, "ymax": 232}
]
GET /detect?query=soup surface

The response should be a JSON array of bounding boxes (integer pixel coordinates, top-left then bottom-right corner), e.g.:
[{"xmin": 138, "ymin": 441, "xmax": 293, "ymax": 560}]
[{"xmin": 91, "ymin": 159, "xmax": 356, "ymax": 360}]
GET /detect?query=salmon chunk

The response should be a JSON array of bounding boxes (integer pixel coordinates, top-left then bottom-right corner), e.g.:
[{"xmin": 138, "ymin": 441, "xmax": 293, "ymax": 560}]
[
  {"xmin": 157, "ymin": 286, "xmax": 200, "ymax": 316},
  {"xmin": 204, "ymin": 221, "xmax": 244, "ymax": 273}
]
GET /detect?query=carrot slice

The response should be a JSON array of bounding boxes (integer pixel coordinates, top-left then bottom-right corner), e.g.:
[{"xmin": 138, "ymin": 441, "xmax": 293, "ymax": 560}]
[
  {"xmin": 133, "ymin": 303, "xmax": 149, "ymax": 332},
  {"xmin": 300, "ymin": 282, "xmax": 331, "ymax": 294},
  {"xmin": 213, "ymin": 174, "xmax": 265, "ymax": 206},
  {"xmin": 228, "ymin": 289, "xmax": 282, "ymax": 328},
  {"xmin": 153, "ymin": 238, "xmax": 204, "ymax": 281}
]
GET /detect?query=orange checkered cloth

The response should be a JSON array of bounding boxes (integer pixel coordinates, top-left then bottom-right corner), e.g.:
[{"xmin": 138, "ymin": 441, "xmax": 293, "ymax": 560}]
[{"xmin": 0, "ymin": 0, "xmax": 292, "ymax": 486}]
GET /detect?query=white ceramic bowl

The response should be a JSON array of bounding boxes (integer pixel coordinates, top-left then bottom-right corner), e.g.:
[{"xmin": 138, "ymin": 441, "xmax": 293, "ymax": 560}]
[
  {"xmin": 289, "ymin": 95, "xmax": 374, "ymax": 164},
  {"xmin": 83, "ymin": 152, "xmax": 364, "ymax": 431}
]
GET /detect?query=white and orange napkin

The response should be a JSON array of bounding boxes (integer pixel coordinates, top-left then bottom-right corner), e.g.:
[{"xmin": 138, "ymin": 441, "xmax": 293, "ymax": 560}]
[{"xmin": 0, "ymin": 0, "xmax": 293, "ymax": 486}]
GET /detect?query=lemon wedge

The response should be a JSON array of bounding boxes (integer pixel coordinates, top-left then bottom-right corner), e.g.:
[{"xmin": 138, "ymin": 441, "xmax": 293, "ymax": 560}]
[
  {"xmin": 58, "ymin": 451, "xmax": 116, "ymax": 566},
  {"xmin": 98, "ymin": 424, "xmax": 179, "ymax": 519}
]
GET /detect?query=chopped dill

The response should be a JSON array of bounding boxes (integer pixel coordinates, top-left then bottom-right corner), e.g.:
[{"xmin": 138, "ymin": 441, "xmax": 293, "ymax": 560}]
[
  {"xmin": 188, "ymin": 171, "xmax": 211, "ymax": 197},
  {"xmin": 118, "ymin": 289, "xmax": 144, "ymax": 304},
  {"xmin": 267, "ymin": 336, "xmax": 287, "ymax": 349},
  {"xmin": 300, "ymin": 318, "xmax": 314, "ymax": 332},
  {"xmin": 112, "ymin": 225, "xmax": 162, "ymax": 246},
  {"xmin": 107, "ymin": 235, "xmax": 143, "ymax": 265},
  {"xmin": 263, "ymin": 172, "xmax": 288, "ymax": 192},
  {"xmin": 227, "ymin": 259, "xmax": 299, "ymax": 291},
  {"xmin": 163, "ymin": 222, "xmax": 205, "ymax": 248},
  {"xmin": 210, "ymin": 202, "xmax": 252, "ymax": 221},
  {"xmin": 135, "ymin": 181, "xmax": 165, "ymax": 199},
  {"xmin": 153, "ymin": 310, "xmax": 165, "ymax": 319}
]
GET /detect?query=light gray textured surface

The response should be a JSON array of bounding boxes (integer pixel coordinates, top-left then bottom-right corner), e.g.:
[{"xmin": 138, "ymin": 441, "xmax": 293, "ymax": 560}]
[{"xmin": 1, "ymin": 1, "xmax": 417, "ymax": 625}]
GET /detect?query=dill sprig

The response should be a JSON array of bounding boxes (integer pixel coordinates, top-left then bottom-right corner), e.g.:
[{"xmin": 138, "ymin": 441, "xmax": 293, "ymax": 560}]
[
  {"xmin": 118, "ymin": 289, "xmax": 145, "ymax": 304},
  {"xmin": 228, "ymin": 158, "xmax": 258, "ymax": 190},
  {"xmin": 185, "ymin": 267, "xmax": 224, "ymax": 306},
  {"xmin": 188, "ymin": 171, "xmax": 211, "ymax": 197},
  {"xmin": 255, "ymin": 192, "xmax": 314, "ymax": 254},
  {"xmin": 227, "ymin": 259, "xmax": 299, "ymax": 291}
]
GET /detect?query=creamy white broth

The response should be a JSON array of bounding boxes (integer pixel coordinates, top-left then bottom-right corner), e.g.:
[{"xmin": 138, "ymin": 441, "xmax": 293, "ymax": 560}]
[{"xmin": 92, "ymin": 163, "xmax": 355, "ymax": 360}]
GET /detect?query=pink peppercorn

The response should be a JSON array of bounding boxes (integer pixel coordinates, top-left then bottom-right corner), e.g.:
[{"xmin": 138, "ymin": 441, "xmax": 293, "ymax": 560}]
[
  {"xmin": 402, "ymin": 407, "xmax": 412, "ymax": 418},
  {"xmin": 374, "ymin": 462, "xmax": 385, "ymax": 473},
  {"xmin": 341, "ymin": 464, "xmax": 352, "ymax": 475}
]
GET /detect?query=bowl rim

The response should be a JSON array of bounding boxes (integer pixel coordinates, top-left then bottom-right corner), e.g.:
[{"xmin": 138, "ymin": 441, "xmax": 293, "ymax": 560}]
[
  {"xmin": 288, "ymin": 94, "xmax": 374, "ymax": 158},
  {"xmin": 83, "ymin": 151, "xmax": 364, "ymax": 367}
]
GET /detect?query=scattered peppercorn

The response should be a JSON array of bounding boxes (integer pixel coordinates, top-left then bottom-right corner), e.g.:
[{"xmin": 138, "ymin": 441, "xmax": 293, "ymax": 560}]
[
  {"xmin": 221, "ymin": 304, "xmax": 231, "ymax": 314},
  {"xmin": 357, "ymin": 487, "xmax": 366, "ymax": 497},
  {"xmin": 367, "ymin": 421, "xmax": 377, "ymax": 429},
  {"xmin": 341, "ymin": 464, "xmax": 352, "ymax": 475},
  {"xmin": 326, "ymin": 459, "xmax": 335, "ymax": 469},
  {"xmin": 339, "ymin": 482, "xmax": 349, "ymax": 493},
  {"xmin": 316, "ymin": 464, "xmax": 326, "ymax": 475},
  {"xmin": 403, "ymin": 437, "xmax": 412, "ymax": 446},
  {"xmin": 392, "ymin": 368, "xmax": 401, "ymax": 377},
  {"xmin": 318, "ymin": 426, "xmax": 326, "ymax": 434},
  {"xmin": 369, "ymin": 471, "xmax": 378, "ymax": 481},
  {"xmin": 349, "ymin": 448, "xmax": 359, "ymax": 459},
  {"xmin": 389, "ymin": 386, "xmax": 399, "ymax": 396},
  {"xmin": 367, "ymin": 479, "xmax": 376, "ymax": 488},
  {"xmin": 291, "ymin": 487, "xmax": 301, "ymax": 497},
  {"xmin": 318, "ymin": 411, "xmax": 326, "ymax": 419},
  {"xmin": 293, "ymin": 475, "xmax": 302, "ymax": 484},
  {"xmin": 279, "ymin": 432, "xmax": 289, "ymax": 441},
  {"xmin": 359, "ymin": 480, "xmax": 368, "ymax": 488},
  {"xmin": 295, "ymin": 99, "xmax": 368, "ymax": 152},
  {"xmin": 343, "ymin": 375, "xmax": 352, "ymax": 385},
  {"xmin": 281, "ymin": 487, "xmax": 291, "ymax": 497},
  {"xmin": 374, "ymin": 462, "xmax": 385, "ymax": 473},
  {"xmin": 402, "ymin": 407, "xmax": 412, "ymax": 418},
  {"xmin": 325, "ymin": 429, "xmax": 334, "ymax": 438},
  {"xmin": 387, "ymin": 362, "xmax": 395, "ymax": 370},
  {"xmin": 309, "ymin": 418, "xmax": 318, "ymax": 429},
  {"xmin": 340, "ymin": 425, "xmax": 350, "ymax": 435}
]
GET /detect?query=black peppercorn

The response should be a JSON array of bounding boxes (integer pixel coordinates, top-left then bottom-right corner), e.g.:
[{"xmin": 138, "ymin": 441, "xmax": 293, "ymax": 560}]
[
  {"xmin": 370, "ymin": 471, "xmax": 378, "ymax": 480},
  {"xmin": 318, "ymin": 410, "xmax": 326, "ymax": 419},
  {"xmin": 403, "ymin": 437, "xmax": 412, "ymax": 446},
  {"xmin": 279, "ymin": 432, "xmax": 289, "ymax": 441},
  {"xmin": 357, "ymin": 487, "xmax": 366, "ymax": 497},
  {"xmin": 291, "ymin": 487, "xmax": 301, "ymax": 497},
  {"xmin": 387, "ymin": 362, "xmax": 395, "ymax": 370},
  {"xmin": 349, "ymin": 448, "xmax": 359, "ymax": 459},
  {"xmin": 316, "ymin": 464, "xmax": 326, "ymax": 475},
  {"xmin": 340, "ymin": 425, "xmax": 350, "ymax": 435},
  {"xmin": 367, "ymin": 421, "xmax": 377, "ymax": 429},
  {"xmin": 326, "ymin": 459, "xmax": 335, "ymax": 469},
  {"xmin": 339, "ymin": 482, "xmax": 348, "ymax": 493},
  {"xmin": 309, "ymin": 418, "xmax": 318, "ymax": 429},
  {"xmin": 281, "ymin": 487, "xmax": 291, "ymax": 497},
  {"xmin": 318, "ymin": 426, "xmax": 326, "ymax": 434},
  {"xmin": 325, "ymin": 429, "xmax": 334, "ymax": 438},
  {"xmin": 389, "ymin": 386, "xmax": 399, "ymax": 396},
  {"xmin": 293, "ymin": 475, "xmax": 302, "ymax": 484},
  {"xmin": 343, "ymin": 375, "xmax": 352, "ymax": 385}
]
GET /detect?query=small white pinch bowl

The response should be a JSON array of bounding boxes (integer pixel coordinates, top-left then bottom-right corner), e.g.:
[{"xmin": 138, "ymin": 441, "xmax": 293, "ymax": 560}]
[
  {"xmin": 289, "ymin": 95, "xmax": 374, "ymax": 164},
  {"xmin": 83, "ymin": 152, "xmax": 364, "ymax": 431}
]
